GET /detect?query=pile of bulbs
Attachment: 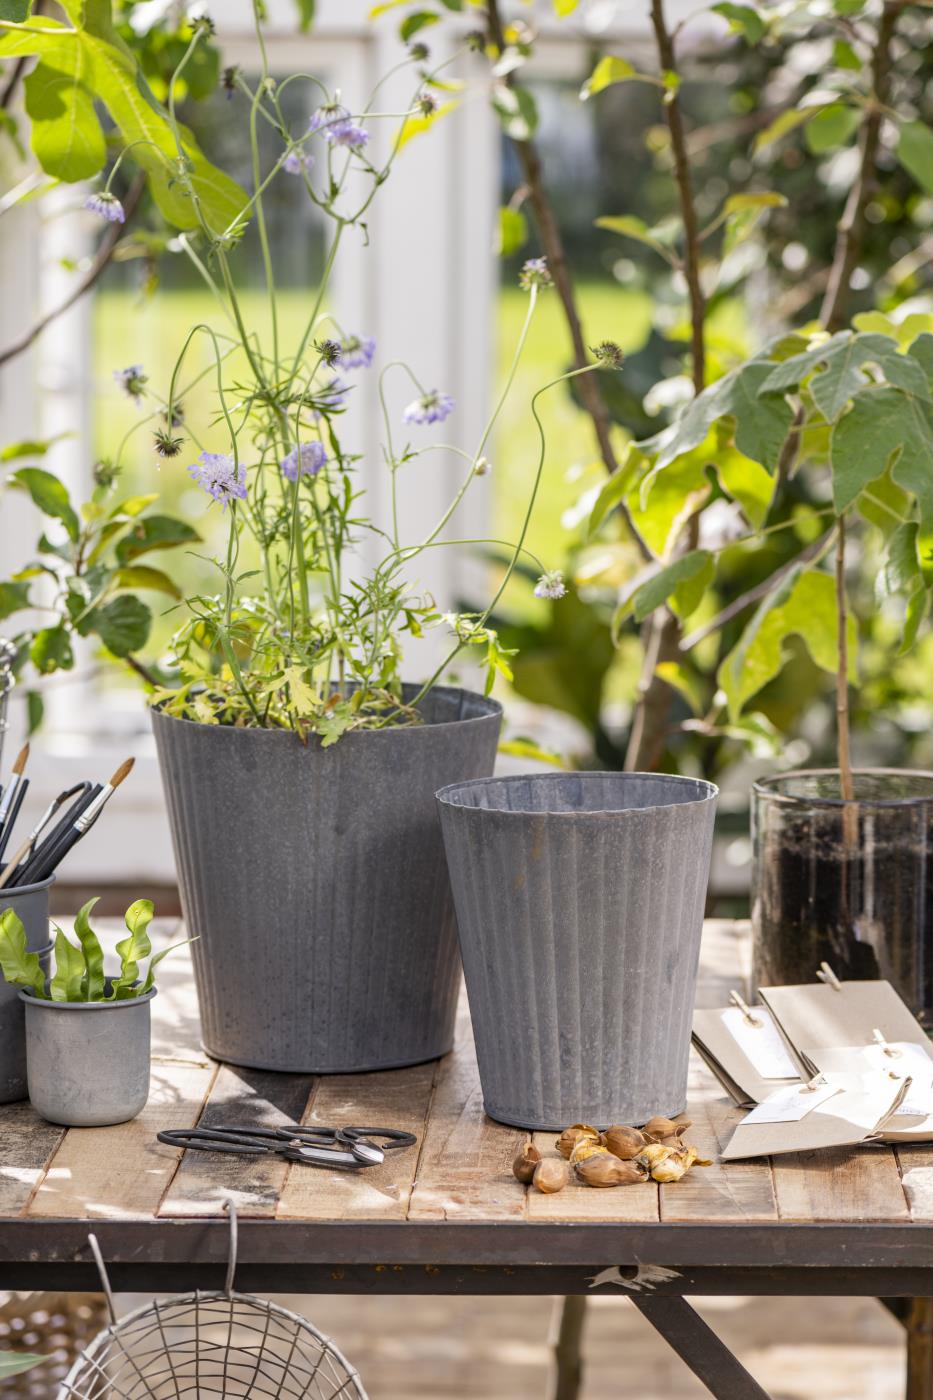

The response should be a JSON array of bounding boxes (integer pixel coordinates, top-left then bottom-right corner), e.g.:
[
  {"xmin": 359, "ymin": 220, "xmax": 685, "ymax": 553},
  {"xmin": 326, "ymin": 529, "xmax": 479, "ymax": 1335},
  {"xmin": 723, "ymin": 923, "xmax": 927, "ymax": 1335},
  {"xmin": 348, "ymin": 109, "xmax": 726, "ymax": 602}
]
[{"xmin": 512, "ymin": 1117, "xmax": 709, "ymax": 1193}]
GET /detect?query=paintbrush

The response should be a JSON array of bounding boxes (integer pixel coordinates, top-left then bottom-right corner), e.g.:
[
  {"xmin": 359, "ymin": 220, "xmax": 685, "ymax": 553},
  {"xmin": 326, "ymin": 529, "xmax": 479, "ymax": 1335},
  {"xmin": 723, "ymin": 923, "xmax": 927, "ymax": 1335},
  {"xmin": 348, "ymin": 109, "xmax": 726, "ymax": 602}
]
[
  {"xmin": 25, "ymin": 758, "xmax": 135, "ymax": 883},
  {"xmin": 0, "ymin": 782, "xmax": 90, "ymax": 890},
  {"xmin": 0, "ymin": 744, "xmax": 30, "ymax": 864}
]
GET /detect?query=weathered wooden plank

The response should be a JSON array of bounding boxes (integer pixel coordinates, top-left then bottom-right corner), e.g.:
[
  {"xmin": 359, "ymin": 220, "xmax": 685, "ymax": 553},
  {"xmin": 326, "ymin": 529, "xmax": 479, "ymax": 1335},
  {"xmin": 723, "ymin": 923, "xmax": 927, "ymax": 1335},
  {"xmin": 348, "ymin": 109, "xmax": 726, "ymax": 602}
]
[
  {"xmin": 896, "ymin": 1145, "xmax": 933, "ymax": 1221},
  {"xmin": 28, "ymin": 1060, "xmax": 216, "ymax": 1220},
  {"xmin": 277, "ymin": 1063, "xmax": 435, "ymax": 1221},
  {"xmin": 160, "ymin": 1064, "xmax": 314, "ymax": 1218},
  {"xmin": 526, "ymin": 1129, "xmax": 659, "ymax": 1222},
  {"xmin": 661, "ymin": 1054, "xmax": 777, "ymax": 1223},
  {"xmin": 0, "ymin": 1104, "xmax": 64, "ymax": 1217},
  {"xmin": 773, "ymin": 1145, "xmax": 910, "ymax": 1222},
  {"xmin": 407, "ymin": 1039, "xmax": 526, "ymax": 1221},
  {"xmin": 696, "ymin": 919, "xmax": 752, "ymax": 1008}
]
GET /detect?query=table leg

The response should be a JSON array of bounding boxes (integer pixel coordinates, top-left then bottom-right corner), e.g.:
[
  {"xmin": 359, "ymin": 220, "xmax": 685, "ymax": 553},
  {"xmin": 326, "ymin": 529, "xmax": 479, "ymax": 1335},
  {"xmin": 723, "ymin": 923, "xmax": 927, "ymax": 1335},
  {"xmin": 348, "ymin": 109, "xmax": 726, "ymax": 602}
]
[
  {"xmin": 631, "ymin": 1296, "xmax": 772, "ymax": 1400},
  {"xmin": 907, "ymin": 1299, "xmax": 933, "ymax": 1400},
  {"xmin": 548, "ymin": 1295, "xmax": 587, "ymax": 1400}
]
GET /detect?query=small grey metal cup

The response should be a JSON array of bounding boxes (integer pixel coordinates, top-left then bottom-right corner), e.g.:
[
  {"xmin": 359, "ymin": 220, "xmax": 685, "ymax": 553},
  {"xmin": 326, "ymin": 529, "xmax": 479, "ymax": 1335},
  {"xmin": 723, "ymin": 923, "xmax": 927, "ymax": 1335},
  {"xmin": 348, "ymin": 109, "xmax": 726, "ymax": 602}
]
[
  {"xmin": 437, "ymin": 772, "xmax": 718, "ymax": 1130},
  {"xmin": 0, "ymin": 876, "xmax": 54, "ymax": 1105},
  {"xmin": 22, "ymin": 981, "xmax": 155, "ymax": 1126}
]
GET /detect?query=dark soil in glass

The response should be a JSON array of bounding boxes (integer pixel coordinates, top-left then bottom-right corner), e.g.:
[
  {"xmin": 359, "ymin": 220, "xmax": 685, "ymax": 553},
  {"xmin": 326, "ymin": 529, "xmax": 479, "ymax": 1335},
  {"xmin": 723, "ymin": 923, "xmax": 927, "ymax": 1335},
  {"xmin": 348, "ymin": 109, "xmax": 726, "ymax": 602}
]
[{"xmin": 752, "ymin": 770, "xmax": 933, "ymax": 1024}]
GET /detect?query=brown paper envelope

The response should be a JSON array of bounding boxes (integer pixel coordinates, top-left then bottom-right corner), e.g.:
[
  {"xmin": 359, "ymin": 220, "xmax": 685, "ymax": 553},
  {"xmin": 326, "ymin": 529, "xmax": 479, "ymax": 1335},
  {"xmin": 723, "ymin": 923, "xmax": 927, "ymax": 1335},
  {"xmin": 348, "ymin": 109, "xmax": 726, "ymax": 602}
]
[
  {"xmin": 691, "ymin": 1034, "xmax": 755, "ymax": 1109},
  {"xmin": 758, "ymin": 980, "xmax": 930, "ymax": 1075},
  {"xmin": 692, "ymin": 1008, "xmax": 801, "ymax": 1105},
  {"xmin": 721, "ymin": 1076, "xmax": 904, "ymax": 1161}
]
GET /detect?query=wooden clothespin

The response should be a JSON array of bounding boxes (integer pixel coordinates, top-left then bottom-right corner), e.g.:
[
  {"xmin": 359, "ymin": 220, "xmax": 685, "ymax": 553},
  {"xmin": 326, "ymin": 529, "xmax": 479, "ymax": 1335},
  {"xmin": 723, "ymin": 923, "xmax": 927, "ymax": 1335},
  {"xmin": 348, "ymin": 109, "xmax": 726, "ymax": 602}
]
[
  {"xmin": 816, "ymin": 962, "xmax": 843, "ymax": 991},
  {"xmin": 872, "ymin": 1027, "xmax": 901, "ymax": 1059},
  {"xmin": 729, "ymin": 990, "xmax": 761, "ymax": 1027}
]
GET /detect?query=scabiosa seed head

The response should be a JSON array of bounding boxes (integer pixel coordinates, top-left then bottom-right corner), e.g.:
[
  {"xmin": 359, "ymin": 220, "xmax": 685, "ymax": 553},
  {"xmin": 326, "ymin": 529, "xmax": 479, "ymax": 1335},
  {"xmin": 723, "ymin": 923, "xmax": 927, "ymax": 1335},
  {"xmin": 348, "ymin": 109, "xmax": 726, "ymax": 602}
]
[
  {"xmin": 325, "ymin": 120, "xmax": 369, "ymax": 149},
  {"xmin": 191, "ymin": 14, "xmax": 215, "ymax": 35},
  {"xmin": 283, "ymin": 147, "xmax": 315, "ymax": 175},
  {"xmin": 403, "ymin": 390, "xmax": 455, "ymax": 426},
  {"xmin": 409, "ymin": 41, "xmax": 430, "ymax": 61},
  {"xmin": 309, "ymin": 101, "xmax": 350, "ymax": 134},
  {"xmin": 188, "ymin": 450, "xmax": 247, "ymax": 509},
  {"xmin": 113, "ymin": 364, "xmax": 148, "ymax": 404},
  {"xmin": 154, "ymin": 428, "xmax": 183, "ymax": 458},
  {"xmin": 533, "ymin": 569, "xmax": 567, "ymax": 600},
  {"xmin": 416, "ymin": 90, "xmax": 439, "ymax": 116},
  {"xmin": 339, "ymin": 333, "xmax": 376, "ymax": 369},
  {"xmin": 281, "ymin": 440, "xmax": 327, "ymax": 482},
  {"xmin": 465, "ymin": 29, "xmax": 486, "ymax": 51},
  {"xmin": 474, "ymin": 456, "xmax": 492, "ymax": 476},
  {"xmin": 85, "ymin": 191, "xmax": 125, "ymax": 224},
  {"xmin": 314, "ymin": 337, "xmax": 343, "ymax": 367},
  {"xmin": 222, "ymin": 65, "xmax": 239, "ymax": 97},
  {"xmin": 592, "ymin": 340, "xmax": 624, "ymax": 370},
  {"xmin": 519, "ymin": 257, "xmax": 552, "ymax": 291},
  {"xmin": 93, "ymin": 459, "xmax": 120, "ymax": 490},
  {"xmin": 163, "ymin": 402, "xmax": 185, "ymax": 429}
]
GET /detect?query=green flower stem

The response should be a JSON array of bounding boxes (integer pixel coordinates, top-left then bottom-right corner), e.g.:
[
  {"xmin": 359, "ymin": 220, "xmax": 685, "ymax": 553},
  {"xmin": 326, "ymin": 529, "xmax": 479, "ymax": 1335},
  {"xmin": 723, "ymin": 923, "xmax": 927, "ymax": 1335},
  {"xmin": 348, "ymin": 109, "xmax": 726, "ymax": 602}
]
[{"xmin": 407, "ymin": 363, "xmax": 599, "ymax": 712}]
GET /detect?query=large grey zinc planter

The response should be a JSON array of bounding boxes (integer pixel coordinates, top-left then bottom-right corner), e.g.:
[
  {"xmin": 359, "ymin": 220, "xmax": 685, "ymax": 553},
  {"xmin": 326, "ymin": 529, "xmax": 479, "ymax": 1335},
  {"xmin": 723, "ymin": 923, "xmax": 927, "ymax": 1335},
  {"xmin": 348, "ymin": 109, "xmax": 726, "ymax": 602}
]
[
  {"xmin": 437, "ymin": 772, "xmax": 718, "ymax": 1130},
  {"xmin": 22, "ymin": 982, "xmax": 155, "ymax": 1127},
  {"xmin": 0, "ymin": 876, "xmax": 54, "ymax": 1104},
  {"xmin": 152, "ymin": 685, "xmax": 501, "ymax": 1073}
]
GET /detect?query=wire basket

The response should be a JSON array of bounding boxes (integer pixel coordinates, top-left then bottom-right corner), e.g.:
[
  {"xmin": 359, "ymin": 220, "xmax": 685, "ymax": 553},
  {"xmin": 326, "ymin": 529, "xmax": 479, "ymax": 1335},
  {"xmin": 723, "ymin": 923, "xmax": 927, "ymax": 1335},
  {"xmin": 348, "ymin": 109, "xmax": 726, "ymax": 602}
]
[{"xmin": 58, "ymin": 1202, "xmax": 369, "ymax": 1400}]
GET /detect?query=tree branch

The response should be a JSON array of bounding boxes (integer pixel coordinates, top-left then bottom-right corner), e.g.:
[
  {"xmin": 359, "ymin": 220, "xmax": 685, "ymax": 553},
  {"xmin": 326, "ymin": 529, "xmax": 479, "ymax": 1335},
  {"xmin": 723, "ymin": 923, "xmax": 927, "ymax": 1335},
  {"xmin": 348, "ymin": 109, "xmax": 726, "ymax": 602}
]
[
  {"xmin": 820, "ymin": 0, "xmax": 907, "ymax": 331},
  {"xmin": 484, "ymin": 0, "xmax": 653, "ymax": 565},
  {"xmin": 0, "ymin": 172, "xmax": 146, "ymax": 370},
  {"xmin": 625, "ymin": 0, "xmax": 706, "ymax": 772}
]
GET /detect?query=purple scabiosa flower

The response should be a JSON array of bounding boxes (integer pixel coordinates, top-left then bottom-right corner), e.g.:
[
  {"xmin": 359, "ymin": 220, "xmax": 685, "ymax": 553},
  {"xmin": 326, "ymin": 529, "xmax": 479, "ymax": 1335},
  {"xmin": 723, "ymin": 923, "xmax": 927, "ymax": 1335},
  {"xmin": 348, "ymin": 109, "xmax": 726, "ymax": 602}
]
[
  {"xmin": 281, "ymin": 440, "xmax": 327, "ymax": 482},
  {"xmin": 283, "ymin": 147, "xmax": 315, "ymax": 175},
  {"xmin": 339, "ymin": 334, "xmax": 376, "ymax": 369},
  {"xmin": 325, "ymin": 120, "xmax": 369, "ymax": 149},
  {"xmin": 519, "ymin": 257, "xmax": 552, "ymax": 291},
  {"xmin": 188, "ymin": 451, "xmax": 247, "ymax": 509},
  {"xmin": 113, "ymin": 364, "xmax": 148, "ymax": 404},
  {"xmin": 309, "ymin": 101, "xmax": 350, "ymax": 134},
  {"xmin": 533, "ymin": 569, "xmax": 567, "ymax": 600},
  {"xmin": 416, "ymin": 90, "xmax": 439, "ymax": 117},
  {"xmin": 318, "ymin": 376, "xmax": 349, "ymax": 409},
  {"xmin": 403, "ymin": 390, "xmax": 455, "ymax": 426},
  {"xmin": 85, "ymin": 191, "xmax": 125, "ymax": 224}
]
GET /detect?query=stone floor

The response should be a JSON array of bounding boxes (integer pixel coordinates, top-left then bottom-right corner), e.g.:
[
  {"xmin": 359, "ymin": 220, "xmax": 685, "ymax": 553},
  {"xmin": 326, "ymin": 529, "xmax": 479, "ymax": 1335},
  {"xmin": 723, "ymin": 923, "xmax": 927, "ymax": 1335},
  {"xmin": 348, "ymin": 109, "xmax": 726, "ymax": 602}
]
[{"xmin": 274, "ymin": 1293, "xmax": 905, "ymax": 1398}]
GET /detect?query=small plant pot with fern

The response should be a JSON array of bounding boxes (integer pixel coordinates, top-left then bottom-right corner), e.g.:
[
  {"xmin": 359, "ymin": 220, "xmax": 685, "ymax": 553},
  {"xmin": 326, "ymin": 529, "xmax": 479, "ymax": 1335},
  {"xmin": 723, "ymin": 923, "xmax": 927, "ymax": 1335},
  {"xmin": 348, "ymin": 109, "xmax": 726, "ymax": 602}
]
[{"xmin": 0, "ymin": 898, "xmax": 189, "ymax": 1127}]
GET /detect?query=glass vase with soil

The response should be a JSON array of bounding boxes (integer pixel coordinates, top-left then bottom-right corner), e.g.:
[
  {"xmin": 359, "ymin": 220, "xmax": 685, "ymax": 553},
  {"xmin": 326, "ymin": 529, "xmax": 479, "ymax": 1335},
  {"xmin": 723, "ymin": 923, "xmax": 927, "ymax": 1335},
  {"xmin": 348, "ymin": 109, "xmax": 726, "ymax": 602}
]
[{"xmin": 752, "ymin": 769, "xmax": 933, "ymax": 1024}]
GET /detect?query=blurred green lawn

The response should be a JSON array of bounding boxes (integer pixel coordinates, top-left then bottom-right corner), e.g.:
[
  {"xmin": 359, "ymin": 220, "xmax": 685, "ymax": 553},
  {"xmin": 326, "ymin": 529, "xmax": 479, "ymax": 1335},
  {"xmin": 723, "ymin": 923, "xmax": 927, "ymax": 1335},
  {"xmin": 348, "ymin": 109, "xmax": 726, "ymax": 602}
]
[{"xmin": 92, "ymin": 280, "xmax": 652, "ymax": 643}]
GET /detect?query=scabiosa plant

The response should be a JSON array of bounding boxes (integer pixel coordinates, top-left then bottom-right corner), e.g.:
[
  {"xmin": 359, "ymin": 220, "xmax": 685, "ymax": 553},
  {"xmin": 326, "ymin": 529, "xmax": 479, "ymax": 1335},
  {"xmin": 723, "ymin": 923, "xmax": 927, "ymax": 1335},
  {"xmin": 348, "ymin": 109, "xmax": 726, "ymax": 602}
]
[
  {"xmin": 85, "ymin": 191, "xmax": 125, "ymax": 224},
  {"xmin": 281, "ymin": 441, "xmax": 327, "ymax": 481},
  {"xmin": 283, "ymin": 148, "xmax": 315, "ymax": 175},
  {"xmin": 107, "ymin": 21, "xmax": 610, "ymax": 742},
  {"xmin": 534, "ymin": 570, "xmax": 567, "ymax": 600},
  {"xmin": 325, "ymin": 120, "xmax": 369, "ymax": 149},
  {"xmin": 114, "ymin": 365, "xmax": 148, "ymax": 404},
  {"xmin": 339, "ymin": 334, "xmax": 376, "ymax": 369},
  {"xmin": 519, "ymin": 257, "xmax": 552, "ymax": 290},
  {"xmin": 187, "ymin": 451, "xmax": 247, "ymax": 509},
  {"xmin": 403, "ymin": 390, "xmax": 455, "ymax": 425}
]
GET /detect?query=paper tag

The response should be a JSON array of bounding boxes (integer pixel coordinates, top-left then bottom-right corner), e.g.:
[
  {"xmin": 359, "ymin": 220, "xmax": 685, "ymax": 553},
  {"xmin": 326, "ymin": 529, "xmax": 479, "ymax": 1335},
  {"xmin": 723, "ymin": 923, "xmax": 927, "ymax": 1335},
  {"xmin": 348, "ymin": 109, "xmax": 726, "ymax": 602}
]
[
  {"xmin": 863, "ymin": 1041, "xmax": 933, "ymax": 1073},
  {"xmin": 743, "ymin": 1081, "xmax": 840, "ymax": 1125},
  {"xmin": 889, "ymin": 1071, "xmax": 933, "ymax": 1118},
  {"xmin": 720, "ymin": 1005, "xmax": 800, "ymax": 1080}
]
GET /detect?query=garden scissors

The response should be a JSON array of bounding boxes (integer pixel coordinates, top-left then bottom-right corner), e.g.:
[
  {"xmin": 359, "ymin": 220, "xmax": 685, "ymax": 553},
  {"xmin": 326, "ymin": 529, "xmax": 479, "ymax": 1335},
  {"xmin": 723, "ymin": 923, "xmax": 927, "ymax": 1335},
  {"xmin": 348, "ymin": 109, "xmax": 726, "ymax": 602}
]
[{"xmin": 157, "ymin": 1124, "xmax": 416, "ymax": 1170}]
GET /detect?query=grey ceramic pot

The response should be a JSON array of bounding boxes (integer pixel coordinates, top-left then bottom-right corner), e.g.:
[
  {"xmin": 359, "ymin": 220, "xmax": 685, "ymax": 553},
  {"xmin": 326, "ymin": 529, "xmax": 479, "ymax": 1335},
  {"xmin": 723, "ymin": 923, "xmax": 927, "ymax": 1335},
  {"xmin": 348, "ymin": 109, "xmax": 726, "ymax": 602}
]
[
  {"xmin": 0, "ymin": 876, "xmax": 54, "ymax": 1105},
  {"xmin": 437, "ymin": 771, "xmax": 718, "ymax": 1130},
  {"xmin": 22, "ymin": 982, "xmax": 155, "ymax": 1127},
  {"xmin": 152, "ymin": 684, "xmax": 502, "ymax": 1073}
]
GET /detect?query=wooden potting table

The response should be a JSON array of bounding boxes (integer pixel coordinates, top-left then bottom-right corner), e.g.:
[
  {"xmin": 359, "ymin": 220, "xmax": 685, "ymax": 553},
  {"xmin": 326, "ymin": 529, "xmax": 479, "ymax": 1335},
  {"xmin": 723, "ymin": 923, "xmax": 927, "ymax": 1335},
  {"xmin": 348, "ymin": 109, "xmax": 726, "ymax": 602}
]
[{"xmin": 0, "ymin": 918, "xmax": 932, "ymax": 1399}]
